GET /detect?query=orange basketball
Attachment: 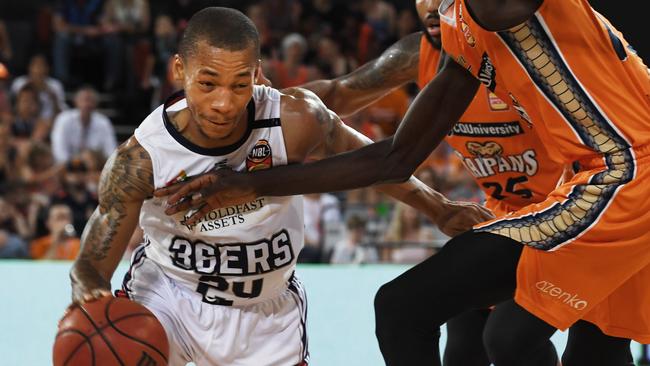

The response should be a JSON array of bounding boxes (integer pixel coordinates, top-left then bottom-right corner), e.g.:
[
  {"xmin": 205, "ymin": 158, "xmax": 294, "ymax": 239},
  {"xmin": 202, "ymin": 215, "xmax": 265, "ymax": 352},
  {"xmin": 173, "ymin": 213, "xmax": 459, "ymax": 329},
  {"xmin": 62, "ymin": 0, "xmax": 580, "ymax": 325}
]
[{"xmin": 53, "ymin": 296, "xmax": 169, "ymax": 366}]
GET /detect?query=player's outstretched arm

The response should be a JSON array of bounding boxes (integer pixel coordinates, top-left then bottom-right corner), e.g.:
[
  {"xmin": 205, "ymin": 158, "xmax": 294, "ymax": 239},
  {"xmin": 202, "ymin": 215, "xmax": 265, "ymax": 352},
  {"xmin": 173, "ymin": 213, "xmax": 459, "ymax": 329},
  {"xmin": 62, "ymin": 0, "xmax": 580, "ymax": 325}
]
[
  {"xmin": 282, "ymin": 87, "xmax": 493, "ymax": 236},
  {"xmin": 70, "ymin": 137, "xmax": 153, "ymax": 304},
  {"xmin": 155, "ymin": 56, "xmax": 481, "ymax": 226},
  {"xmin": 300, "ymin": 32, "xmax": 421, "ymax": 117}
]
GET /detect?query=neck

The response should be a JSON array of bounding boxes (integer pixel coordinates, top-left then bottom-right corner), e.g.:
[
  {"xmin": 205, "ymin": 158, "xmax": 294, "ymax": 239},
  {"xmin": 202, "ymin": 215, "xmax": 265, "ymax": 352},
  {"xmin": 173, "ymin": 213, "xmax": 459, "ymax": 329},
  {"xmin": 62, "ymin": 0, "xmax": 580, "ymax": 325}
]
[{"xmin": 79, "ymin": 111, "xmax": 91, "ymax": 124}]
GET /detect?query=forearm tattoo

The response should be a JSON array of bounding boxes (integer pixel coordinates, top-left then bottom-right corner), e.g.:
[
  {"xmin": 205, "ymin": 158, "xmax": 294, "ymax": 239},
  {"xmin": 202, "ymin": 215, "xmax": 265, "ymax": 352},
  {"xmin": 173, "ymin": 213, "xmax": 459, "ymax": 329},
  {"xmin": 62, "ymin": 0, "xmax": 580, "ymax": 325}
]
[
  {"xmin": 80, "ymin": 140, "xmax": 153, "ymax": 261},
  {"xmin": 345, "ymin": 32, "xmax": 421, "ymax": 91}
]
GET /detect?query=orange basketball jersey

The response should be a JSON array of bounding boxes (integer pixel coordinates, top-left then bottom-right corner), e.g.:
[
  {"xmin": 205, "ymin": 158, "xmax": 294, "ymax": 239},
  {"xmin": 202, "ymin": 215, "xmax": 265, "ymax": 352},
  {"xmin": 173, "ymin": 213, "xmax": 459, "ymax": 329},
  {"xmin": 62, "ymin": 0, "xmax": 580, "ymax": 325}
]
[
  {"xmin": 418, "ymin": 36, "xmax": 566, "ymax": 216},
  {"xmin": 440, "ymin": 0, "xmax": 650, "ymax": 163},
  {"xmin": 439, "ymin": 0, "xmax": 650, "ymax": 341}
]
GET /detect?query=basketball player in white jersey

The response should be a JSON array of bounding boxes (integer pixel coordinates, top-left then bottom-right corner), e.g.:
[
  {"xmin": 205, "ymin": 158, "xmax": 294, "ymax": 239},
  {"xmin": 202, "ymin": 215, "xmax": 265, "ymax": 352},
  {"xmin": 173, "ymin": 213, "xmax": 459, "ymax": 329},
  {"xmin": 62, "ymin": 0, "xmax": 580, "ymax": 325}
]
[{"xmin": 68, "ymin": 7, "xmax": 492, "ymax": 366}]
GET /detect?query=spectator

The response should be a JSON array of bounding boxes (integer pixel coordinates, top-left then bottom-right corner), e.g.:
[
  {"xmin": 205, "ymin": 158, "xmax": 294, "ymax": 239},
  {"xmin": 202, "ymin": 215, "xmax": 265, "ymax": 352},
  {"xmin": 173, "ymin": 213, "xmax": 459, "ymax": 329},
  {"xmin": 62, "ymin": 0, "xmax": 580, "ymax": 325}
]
[
  {"xmin": 51, "ymin": 158, "xmax": 98, "ymax": 235},
  {"xmin": 0, "ymin": 195, "xmax": 30, "ymax": 239},
  {"xmin": 0, "ymin": 122, "xmax": 15, "ymax": 182},
  {"xmin": 145, "ymin": 14, "xmax": 178, "ymax": 102},
  {"xmin": 300, "ymin": 192, "xmax": 343, "ymax": 263},
  {"xmin": 269, "ymin": 33, "xmax": 315, "ymax": 89},
  {"xmin": 383, "ymin": 202, "xmax": 434, "ymax": 264},
  {"xmin": 51, "ymin": 86, "xmax": 117, "ymax": 163},
  {"xmin": 10, "ymin": 54, "xmax": 67, "ymax": 120},
  {"xmin": 9, "ymin": 84, "xmax": 50, "ymax": 143},
  {"xmin": 15, "ymin": 141, "xmax": 61, "ymax": 193},
  {"xmin": 30, "ymin": 203, "xmax": 80, "ymax": 260},
  {"xmin": 1, "ymin": 178, "xmax": 51, "ymax": 240},
  {"xmin": 362, "ymin": 0, "xmax": 397, "ymax": 48},
  {"xmin": 315, "ymin": 36, "xmax": 357, "ymax": 78},
  {"xmin": 78, "ymin": 149, "xmax": 106, "ymax": 196},
  {"xmin": 0, "ymin": 229, "xmax": 28, "ymax": 259},
  {"xmin": 100, "ymin": 0, "xmax": 151, "ymax": 91},
  {"xmin": 396, "ymin": 8, "xmax": 418, "ymax": 40},
  {"xmin": 330, "ymin": 215, "xmax": 379, "ymax": 264},
  {"xmin": 51, "ymin": 0, "xmax": 106, "ymax": 88}
]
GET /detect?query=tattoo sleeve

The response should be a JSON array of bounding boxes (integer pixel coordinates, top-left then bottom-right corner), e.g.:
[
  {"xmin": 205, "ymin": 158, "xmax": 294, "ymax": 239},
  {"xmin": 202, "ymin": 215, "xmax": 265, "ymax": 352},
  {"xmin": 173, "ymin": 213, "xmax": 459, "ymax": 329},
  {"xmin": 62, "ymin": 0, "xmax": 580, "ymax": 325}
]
[
  {"xmin": 343, "ymin": 32, "xmax": 422, "ymax": 91},
  {"xmin": 76, "ymin": 137, "xmax": 153, "ymax": 278}
]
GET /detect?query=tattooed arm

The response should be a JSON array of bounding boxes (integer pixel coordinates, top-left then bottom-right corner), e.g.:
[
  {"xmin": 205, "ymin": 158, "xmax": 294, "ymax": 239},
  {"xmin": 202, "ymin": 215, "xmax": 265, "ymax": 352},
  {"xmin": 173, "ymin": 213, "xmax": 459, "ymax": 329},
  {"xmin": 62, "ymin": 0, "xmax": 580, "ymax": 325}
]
[
  {"xmin": 300, "ymin": 32, "xmax": 422, "ymax": 117},
  {"xmin": 70, "ymin": 137, "xmax": 153, "ymax": 304}
]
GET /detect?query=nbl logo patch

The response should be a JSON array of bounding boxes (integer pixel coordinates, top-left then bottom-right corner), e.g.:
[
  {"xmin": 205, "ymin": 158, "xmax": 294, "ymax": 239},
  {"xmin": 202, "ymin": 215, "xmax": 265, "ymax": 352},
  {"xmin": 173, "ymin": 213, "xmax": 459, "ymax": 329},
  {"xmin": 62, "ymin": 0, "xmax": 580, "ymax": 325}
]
[{"xmin": 246, "ymin": 139, "xmax": 272, "ymax": 171}]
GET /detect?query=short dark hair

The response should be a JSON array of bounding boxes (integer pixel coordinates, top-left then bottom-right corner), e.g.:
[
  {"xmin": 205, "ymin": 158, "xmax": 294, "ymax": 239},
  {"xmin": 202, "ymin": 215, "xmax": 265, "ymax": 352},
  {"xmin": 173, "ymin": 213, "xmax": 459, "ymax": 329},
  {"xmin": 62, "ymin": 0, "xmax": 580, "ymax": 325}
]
[{"xmin": 178, "ymin": 7, "xmax": 260, "ymax": 60}]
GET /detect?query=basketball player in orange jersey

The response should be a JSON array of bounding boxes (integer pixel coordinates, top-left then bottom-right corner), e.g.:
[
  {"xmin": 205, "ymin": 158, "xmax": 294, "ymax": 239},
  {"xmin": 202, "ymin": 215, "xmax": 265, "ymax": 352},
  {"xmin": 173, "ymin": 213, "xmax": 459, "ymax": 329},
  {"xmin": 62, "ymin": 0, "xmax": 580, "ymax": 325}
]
[
  {"xmin": 67, "ymin": 7, "xmax": 491, "ymax": 366},
  {"xmin": 299, "ymin": 0, "xmax": 565, "ymax": 363},
  {"xmin": 157, "ymin": 1, "xmax": 650, "ymax": 365}
]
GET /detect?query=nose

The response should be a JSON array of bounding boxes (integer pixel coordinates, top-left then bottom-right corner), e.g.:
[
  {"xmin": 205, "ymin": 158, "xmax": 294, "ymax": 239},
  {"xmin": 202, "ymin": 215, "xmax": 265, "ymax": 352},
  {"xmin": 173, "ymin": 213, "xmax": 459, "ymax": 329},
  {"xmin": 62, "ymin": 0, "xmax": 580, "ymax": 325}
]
[{"xmin": 210, "ymin": 87, "xmax": 235, "ymax": 116}]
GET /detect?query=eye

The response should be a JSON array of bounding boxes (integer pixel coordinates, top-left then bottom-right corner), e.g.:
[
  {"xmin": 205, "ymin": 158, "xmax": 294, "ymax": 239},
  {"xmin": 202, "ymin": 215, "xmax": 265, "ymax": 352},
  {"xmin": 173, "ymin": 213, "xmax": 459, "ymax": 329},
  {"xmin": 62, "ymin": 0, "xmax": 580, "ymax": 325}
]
[
  {"xmin": 236, "ymin": 84, "xmax": 249, "ymax": 89},
  {"xmin": 199, "ymin": 81, "xmax": 214, "ymax": 87}
]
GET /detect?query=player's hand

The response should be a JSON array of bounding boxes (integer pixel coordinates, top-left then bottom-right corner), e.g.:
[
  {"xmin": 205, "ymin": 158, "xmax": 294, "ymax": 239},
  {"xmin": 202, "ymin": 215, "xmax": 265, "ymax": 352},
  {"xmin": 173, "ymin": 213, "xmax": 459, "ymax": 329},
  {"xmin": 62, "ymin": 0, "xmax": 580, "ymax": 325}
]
[
  {"xmin": 70, "ymin": 262, "xmax": 112, "ymax": 305},
  {"xmin": 435, "ymin": 201, "xmax": 494, "ymax": 237},
  {"xmin": 153, "ymin": 167, "xmax": 257, "ymax": 224}
]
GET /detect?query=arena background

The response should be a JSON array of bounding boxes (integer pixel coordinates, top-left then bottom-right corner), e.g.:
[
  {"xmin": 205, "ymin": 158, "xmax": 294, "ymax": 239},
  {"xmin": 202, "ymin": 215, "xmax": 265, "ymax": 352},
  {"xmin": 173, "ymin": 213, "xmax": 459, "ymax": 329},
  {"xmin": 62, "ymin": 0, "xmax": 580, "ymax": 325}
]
[{"xmin": 0, "ymin": 0, "xmax": 648, "ymax": 365}]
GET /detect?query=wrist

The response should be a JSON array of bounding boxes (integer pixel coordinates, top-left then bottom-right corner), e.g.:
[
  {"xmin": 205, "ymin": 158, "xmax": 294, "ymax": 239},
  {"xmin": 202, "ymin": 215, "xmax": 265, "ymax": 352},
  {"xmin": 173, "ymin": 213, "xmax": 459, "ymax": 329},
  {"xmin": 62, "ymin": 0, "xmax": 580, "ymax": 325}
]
[{"xmin": 233, "ymin": 171, "xmax": 262, "ymax": 197}]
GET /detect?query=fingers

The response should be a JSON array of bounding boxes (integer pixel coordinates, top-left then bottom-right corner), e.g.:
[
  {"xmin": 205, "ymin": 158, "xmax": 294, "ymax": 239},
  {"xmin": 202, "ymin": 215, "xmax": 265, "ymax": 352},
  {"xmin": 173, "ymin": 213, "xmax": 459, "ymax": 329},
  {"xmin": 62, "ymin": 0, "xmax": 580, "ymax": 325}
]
[
  {"xmin": 73, "ymin": 288, "xmax": 112, "ymax": 305},
  {"xmin": 167, "ymin": 176, "xmax": 212, "ymax": 206},
  {"xmin": 477, "ymin": 205, "xmax": 495, "ymax": 219},
  {"xmin": 185, "ymin": 204, "xmax": 213, "ymax": 226},
  {"xmin": 165, "ymin": 195, "xmax": 198, "ymax": 215},
  {"xmin": 153, "ymin": 180, "xmax": 185, "ymax": 198}
]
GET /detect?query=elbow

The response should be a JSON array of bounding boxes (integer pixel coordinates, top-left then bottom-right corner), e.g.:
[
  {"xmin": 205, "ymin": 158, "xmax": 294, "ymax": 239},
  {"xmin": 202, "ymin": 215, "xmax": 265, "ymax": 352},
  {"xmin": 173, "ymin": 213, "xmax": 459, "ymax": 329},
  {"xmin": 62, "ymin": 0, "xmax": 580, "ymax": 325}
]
[{"xmin": 380, "ymin": 151, "xmax": 416, "ymax": 184}]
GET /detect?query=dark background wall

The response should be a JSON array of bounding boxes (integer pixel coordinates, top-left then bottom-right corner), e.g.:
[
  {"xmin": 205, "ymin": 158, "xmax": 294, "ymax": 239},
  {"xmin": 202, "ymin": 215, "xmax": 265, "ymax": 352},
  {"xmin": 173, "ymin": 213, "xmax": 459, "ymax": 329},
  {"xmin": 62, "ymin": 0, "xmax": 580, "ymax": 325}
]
[{"xmin": 589, "ymin": 0, "xmax": 648, "ymax": 62}]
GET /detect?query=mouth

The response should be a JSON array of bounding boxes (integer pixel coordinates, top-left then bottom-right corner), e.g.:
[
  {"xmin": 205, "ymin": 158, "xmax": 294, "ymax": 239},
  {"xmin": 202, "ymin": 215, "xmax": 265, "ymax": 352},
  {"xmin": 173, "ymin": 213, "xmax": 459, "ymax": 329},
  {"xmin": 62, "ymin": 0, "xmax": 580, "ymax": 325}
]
[
  {"xmin": 424, "ymin": 14, "xmax": 441, "ymax": 37},
  {"xmin": 203, "ymin": 116, "xmax": 231, "ymax": 126}
]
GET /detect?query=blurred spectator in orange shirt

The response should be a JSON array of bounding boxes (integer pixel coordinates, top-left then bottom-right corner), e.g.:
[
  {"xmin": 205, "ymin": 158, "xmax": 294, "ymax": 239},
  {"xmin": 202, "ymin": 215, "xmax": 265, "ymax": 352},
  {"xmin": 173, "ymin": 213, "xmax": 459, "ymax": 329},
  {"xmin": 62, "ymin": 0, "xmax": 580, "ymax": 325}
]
[
  {"xmin": 269, "ymin": 33, "xmax": 316, "ymax": 88},
  {"xmin": 31, "ymin": 203, "xmax": 80, "ymax": 260}
]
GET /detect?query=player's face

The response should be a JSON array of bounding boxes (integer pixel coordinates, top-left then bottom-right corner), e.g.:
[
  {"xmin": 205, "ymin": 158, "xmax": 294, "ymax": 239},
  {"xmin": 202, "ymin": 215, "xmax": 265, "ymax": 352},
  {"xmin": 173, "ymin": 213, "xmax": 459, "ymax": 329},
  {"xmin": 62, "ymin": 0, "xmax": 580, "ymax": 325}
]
[
  {"xmin": 175, "ymin": 42, "xmax": 260, "ymax": 141},
  {"xmin": 415, "ymin": 0, "xmax": 442, "ymax": 47}
]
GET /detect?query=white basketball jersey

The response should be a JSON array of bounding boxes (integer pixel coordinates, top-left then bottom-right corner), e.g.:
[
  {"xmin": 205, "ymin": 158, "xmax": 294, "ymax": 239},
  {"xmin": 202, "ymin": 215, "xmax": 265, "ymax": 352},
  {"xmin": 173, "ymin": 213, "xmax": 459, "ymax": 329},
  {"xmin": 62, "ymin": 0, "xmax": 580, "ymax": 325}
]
[{"xmin": 133, "ymin": 85, "xmax": 304, "ymax": 307}]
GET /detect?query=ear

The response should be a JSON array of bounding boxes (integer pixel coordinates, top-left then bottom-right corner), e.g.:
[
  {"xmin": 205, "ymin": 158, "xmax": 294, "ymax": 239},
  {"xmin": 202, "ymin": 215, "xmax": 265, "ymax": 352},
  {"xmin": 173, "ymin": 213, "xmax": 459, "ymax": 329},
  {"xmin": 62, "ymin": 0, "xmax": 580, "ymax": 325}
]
[
  {"xmin": 255, "ymin": 61, "xmax": 273, "ymax": 87},
  {"xmin": 172, "ymin": 54, "xmax": 185, "ymax": 82},
  {"xmin": 254, "ymin": 59, "xmax": 261, "ymax": 81}
]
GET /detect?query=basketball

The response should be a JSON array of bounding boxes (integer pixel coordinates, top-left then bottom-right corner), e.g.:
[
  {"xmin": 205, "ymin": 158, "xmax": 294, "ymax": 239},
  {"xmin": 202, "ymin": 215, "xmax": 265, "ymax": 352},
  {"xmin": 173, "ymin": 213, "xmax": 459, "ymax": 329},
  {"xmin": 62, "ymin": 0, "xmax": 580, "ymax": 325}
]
[{"xmin": 53, "ymin": 296, "xmax": 169, "ymax": 366}]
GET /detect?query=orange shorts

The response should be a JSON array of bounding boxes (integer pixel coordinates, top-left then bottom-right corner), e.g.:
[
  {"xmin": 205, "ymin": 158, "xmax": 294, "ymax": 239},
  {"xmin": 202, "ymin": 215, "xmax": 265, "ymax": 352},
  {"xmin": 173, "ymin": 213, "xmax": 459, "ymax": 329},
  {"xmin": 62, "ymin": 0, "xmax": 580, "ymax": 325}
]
[{"xmin": 475, "ymin": 149, "xmax": 650, "ymax": 342}]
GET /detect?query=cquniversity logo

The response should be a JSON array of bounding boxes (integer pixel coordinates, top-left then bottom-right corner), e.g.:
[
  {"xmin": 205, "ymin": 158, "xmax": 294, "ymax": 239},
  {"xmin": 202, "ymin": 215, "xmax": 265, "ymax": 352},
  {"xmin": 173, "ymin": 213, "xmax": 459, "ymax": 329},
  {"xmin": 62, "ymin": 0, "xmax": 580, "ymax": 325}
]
[{"xmin": 535, "ymin": 281, "xmax": 588, "ymax": 310}]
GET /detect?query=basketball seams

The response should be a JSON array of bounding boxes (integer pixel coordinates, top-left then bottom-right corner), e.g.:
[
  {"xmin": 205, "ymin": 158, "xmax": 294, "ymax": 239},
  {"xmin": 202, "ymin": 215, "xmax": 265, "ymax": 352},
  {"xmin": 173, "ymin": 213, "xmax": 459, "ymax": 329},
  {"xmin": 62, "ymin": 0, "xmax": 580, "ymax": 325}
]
[
  {"xmin": 105, "ymin": 297, "xmax": 169, "ymax": 363},
  {"xmin": 78, "ymin": 299, "xmax": 126, "ymax": 366},
  {"xmin": 56, "ymin": 312, "xmax": 159, "ymax": 364},
  {"xmin": 57, "ymin": 329, "xmax": 95, "ymax": 366}
]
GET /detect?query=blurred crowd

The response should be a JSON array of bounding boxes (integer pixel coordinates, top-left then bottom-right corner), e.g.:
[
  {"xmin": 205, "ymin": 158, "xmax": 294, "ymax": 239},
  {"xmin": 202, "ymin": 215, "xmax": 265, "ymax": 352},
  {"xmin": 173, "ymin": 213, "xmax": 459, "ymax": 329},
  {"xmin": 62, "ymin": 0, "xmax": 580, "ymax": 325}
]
[{"xmin": 0, "ymin": 0, "xmax": 483, "ymax": 263}]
